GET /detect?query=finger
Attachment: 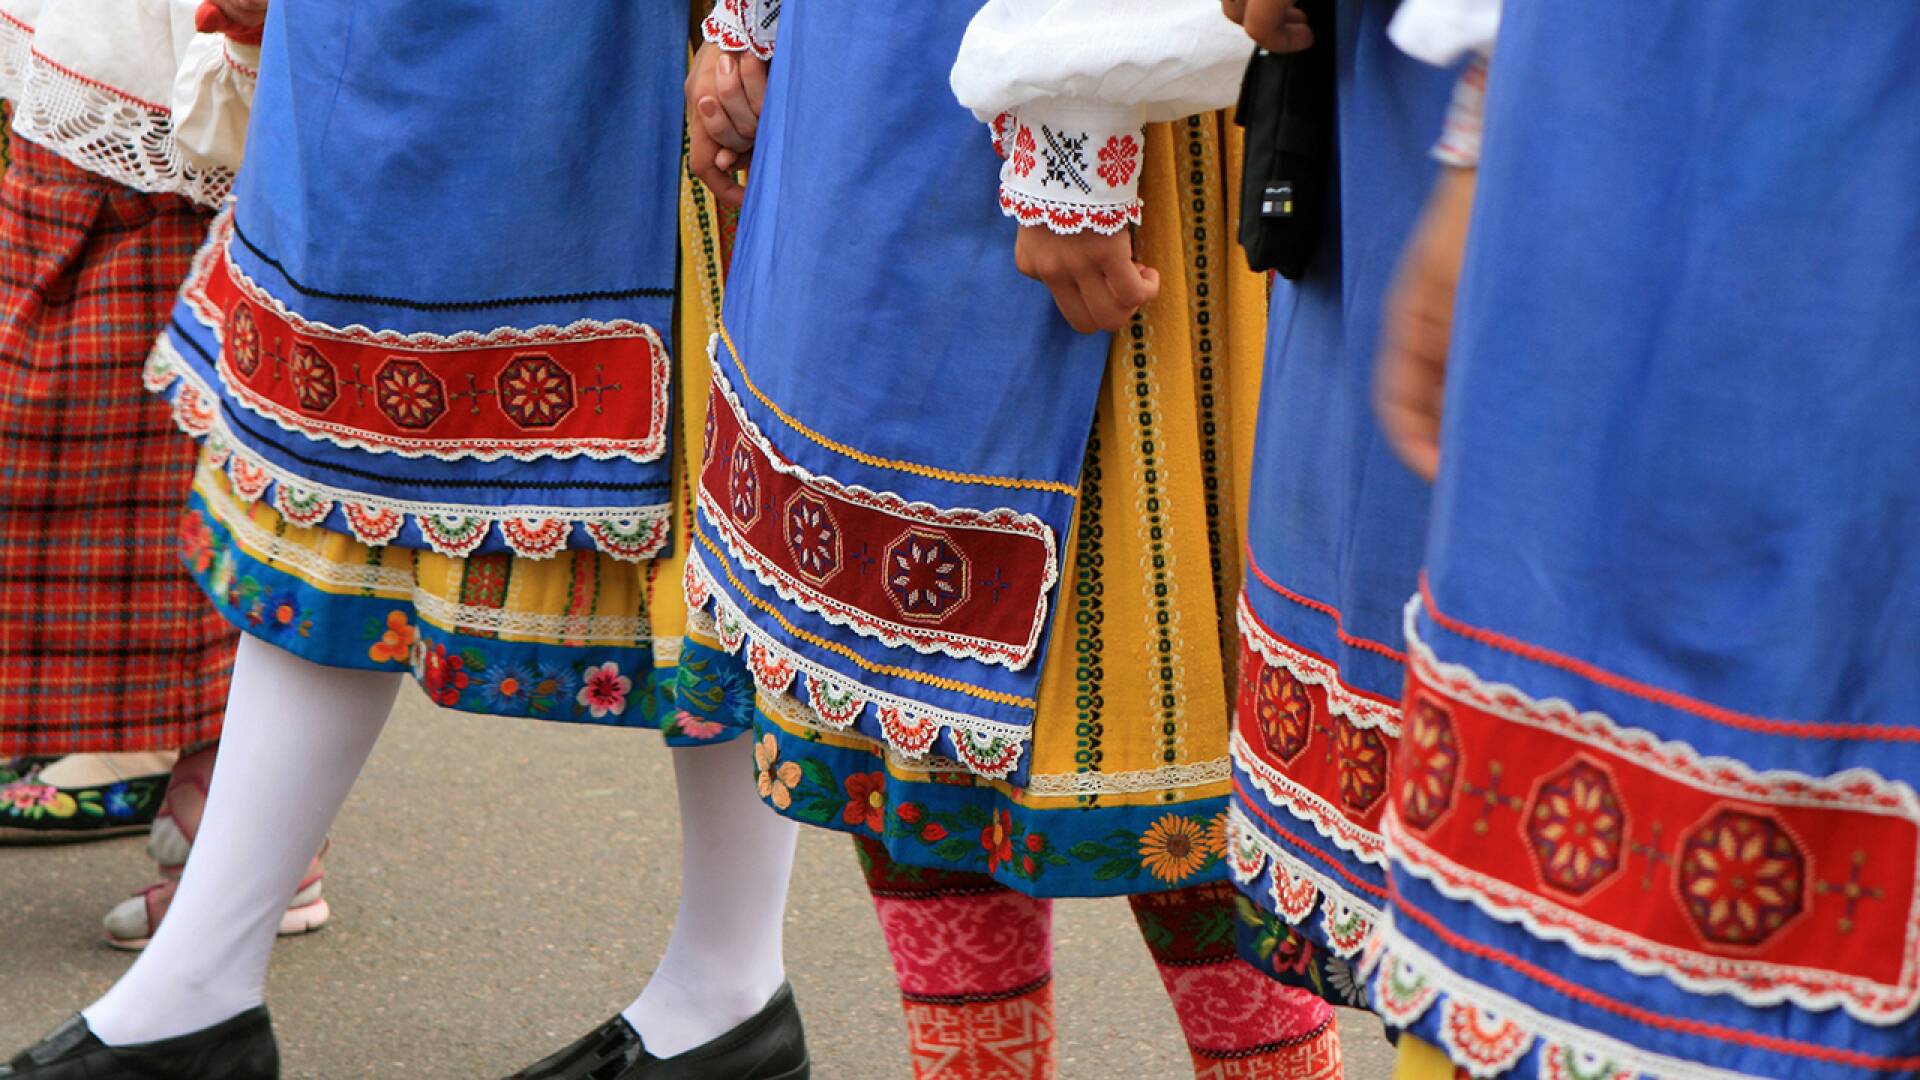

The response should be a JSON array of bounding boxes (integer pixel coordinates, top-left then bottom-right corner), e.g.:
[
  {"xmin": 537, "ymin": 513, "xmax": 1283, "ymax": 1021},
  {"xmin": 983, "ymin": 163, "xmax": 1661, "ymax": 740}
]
[
  {"xmin": 741, "ymin": 56, "xmax": 769, "ymax": 114},
  {"xmin": 1099, "ymin": 254, "xmax": 1158, "ymax": 311},
  {"xmin": 1220, "ymin": 0, "xmax": 1248, "ymax": 25},
  {"xmin": 1046, "ymin": 275, "xmax": 1099, "ymax": 334},
  {"xmin": 1245, "ymin": 0, "xmax": 1314, "ymax": 52},
  {"xmin": 697, "ymin": 97, "xmax": 754, "ymax": 153},
  {"xmin": 1074, "ymin": 271, "xmax": 1135, "ymax": 333},
  {"xmin": 714, "ymin": 54, "xmax": 760, "ymax": 141},
  {"xmin": 689, "ymin": 126, "xmax": 747, "ymax": 209},
  {"xmin": 1375, "ymin": 310, "xmax": 1447, "ymax": 481}
]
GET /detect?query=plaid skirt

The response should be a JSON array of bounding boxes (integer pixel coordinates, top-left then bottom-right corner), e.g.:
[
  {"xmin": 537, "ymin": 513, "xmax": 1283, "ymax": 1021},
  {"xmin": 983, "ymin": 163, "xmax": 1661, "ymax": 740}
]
[{"xmin": 0, "ymin": 139, "xmax": 233, "ymax": 755}]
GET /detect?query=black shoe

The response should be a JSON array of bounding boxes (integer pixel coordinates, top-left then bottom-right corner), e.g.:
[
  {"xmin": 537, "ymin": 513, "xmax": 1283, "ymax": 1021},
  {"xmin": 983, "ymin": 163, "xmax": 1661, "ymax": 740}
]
[
  {"xmin": 506, "ymin": 984, "xmax": 808, "ymax": 1080},
  {"xmin": 0, "ymin": 1008, "xmax": 278, "ymax": 1079}
]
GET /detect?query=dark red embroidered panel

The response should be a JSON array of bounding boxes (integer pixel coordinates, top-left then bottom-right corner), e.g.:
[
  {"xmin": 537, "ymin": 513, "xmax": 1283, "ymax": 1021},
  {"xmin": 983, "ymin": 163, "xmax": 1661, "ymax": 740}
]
[
  {"xmin": 698, "ymin": 373, "xmax": 1056, "ymax": 670},
  {"xmin": 195, "ymin": 244, "xmax": 668, "ymax": 461},
  {"xmin": 1393, "ymin": 654, "xmax": 1920, "ymax": 1018}
]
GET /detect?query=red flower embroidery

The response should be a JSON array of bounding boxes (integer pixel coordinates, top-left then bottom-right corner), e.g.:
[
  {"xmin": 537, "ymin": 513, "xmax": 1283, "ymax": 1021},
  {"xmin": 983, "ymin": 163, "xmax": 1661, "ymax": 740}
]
[
  {"xmin": 419, "ymin": 642, "xmax": 469, "ymax": 707},
  {"xmin": 982, "ymin": 809, "xmax": 1014, "ymax": 873},
  {"xmin": 897, "ymin": 802, "xmax": 923, "ymax": 826},
  {"xmin": 1011, "ymin": 125, "xmax": 1038, "ymax": 178},
  {"xmin": 496, "ymin": 354, "xmax": 576, "ymax": 429},
  {"xmin": 842, "ymin": 772, "xmax": 887, "ymax": 834},
  {"xmin": 375, "ymin": 359, "xmax": 449, "ymax": 430},
  {"xmin": 1097, "ymin": 134, "xmax": 1141, "ymax": 189},
  {"xmin": 921, "ymin": 822, "xmax": 948, "ymax": 843},
  {"xmin": 289, "ymin": 344, "xmax": 340, "ymax": 413}
]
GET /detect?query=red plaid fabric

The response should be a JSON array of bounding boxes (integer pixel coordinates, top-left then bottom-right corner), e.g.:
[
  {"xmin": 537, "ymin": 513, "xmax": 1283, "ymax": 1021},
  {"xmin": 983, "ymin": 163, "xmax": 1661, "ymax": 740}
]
[{"xmin": 0, "ymin": 139, "xmax": 234, "ymax": 754}]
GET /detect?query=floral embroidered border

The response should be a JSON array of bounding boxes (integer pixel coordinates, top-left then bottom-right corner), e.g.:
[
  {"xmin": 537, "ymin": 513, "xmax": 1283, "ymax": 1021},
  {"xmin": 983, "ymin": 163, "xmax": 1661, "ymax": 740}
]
[
  {"xmin": 1385, "ymin": 597, "xmax": 1920, "ymax": 1024},
  {"xmin": 0, "ymin": 11, "xmax": 232, "ymax": 206},
  {"xmin": 686, "ymin": 550, "xmax": 1032, "ymax": 779},
  {"xmin": 992, "ymin": 110, "xmax": 1146, "ymax": 236},
  {"xmin": 178, "ymin": 215, "xmax": 672, "ymax": 464},
  {"xmin": 698, "ymin": 357, "xmax": 1060, "ymax": 671},
  {"xmin": 701, "ymin": 0, "xmax": 780, "ymax": 60},
  {"xmin": 147, "ymin": 337, "xmax": 671, "ymax": 561}
]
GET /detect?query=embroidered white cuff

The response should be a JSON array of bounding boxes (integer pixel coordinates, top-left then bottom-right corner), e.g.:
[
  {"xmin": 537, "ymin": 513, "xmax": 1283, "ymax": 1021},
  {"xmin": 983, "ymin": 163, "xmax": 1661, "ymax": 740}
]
[
  {"xmin": 701, "ymin": 0, "xmax": 779, "ymax": 60},
  {"xmin": 1432, "ymin": 53, "xmax": 1487, "ymax": 168},
  {"xmin": 994, "ymin": 106, "xmax": 1145, "ymax": 236}
]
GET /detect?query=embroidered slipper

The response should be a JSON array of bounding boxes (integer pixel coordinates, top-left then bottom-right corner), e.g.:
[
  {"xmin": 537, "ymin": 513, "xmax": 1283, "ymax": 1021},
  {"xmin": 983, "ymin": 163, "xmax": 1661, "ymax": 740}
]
[{"xmin": 0, "ymin": 754, "xmax": 171, "ymax": 844}]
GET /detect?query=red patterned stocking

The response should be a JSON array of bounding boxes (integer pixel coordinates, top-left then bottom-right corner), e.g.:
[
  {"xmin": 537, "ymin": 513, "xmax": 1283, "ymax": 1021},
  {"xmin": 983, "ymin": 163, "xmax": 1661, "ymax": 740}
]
[
  {"xmin": 857, "ymin": 838, "xmax": 1058, "ymax": 1080},
  {"xmin": 1126, "ymin": 883, "xmax": 1344, "ymax": 1079}
]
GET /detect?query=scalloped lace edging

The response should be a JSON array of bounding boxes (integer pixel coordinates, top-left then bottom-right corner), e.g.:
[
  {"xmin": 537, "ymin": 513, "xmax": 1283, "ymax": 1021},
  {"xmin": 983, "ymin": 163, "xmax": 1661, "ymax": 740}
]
[
  {"xmin": 685, "ymin": 548, "xmax": 1032, "ymax": 780},
  {"xmin": 1228, "ymin": 804, "xmax": 1384, "ymax": 960},
  {"xmin": 146, "ymin": 337, "xmax": 671, "ymax": 562}
]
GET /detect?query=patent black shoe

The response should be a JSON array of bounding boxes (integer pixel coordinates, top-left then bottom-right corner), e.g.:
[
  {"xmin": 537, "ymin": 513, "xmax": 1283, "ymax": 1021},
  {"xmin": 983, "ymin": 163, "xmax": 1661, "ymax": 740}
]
[
  {"xmin": 0, "ymin": 1008, "xmax": 278, "ymax": 1079},
  {"xmin": 506, "ymin": 983, "xmax": 808, "ymax": 1080}
]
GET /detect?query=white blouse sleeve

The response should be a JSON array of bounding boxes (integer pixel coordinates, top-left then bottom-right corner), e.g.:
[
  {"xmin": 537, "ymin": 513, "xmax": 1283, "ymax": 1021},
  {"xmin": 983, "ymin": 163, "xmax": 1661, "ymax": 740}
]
[
  {"xmin": 1387, "ymin": 0, "xmax": 1500, "ymax": 67},
  {"xmin": 951, "ymin": 0, "xmax": 1250, "ymax": 234},
  {"xmin": 702, "ymin": 0, "xmax": 780, "ymax": 60},
  {"xmin": 170, "ymin": 27, "xmax": 259, "ymax": 176}
]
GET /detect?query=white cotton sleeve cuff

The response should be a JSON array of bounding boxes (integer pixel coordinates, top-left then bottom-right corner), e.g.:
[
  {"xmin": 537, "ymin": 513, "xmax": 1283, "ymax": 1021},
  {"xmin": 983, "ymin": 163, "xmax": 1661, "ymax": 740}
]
[
  {"xmin": 1388, "ymin": 0, "xmax": 1501, "ymax": 67},
  {"xmin": 171, "ymin": 33, "xmax": 258, "ymax": 176},
  {"xmin": 702, "ymin": 0, "xmax": 779, "ymax": 60},
  {"xmin": 1431, "ymin": 53, "xmax": 1489, "ymax": 168},
  {"xmin": 993, "ymin": 104, "xmax": 1146, "ymax": 235},
  {"xmin": 951, "ymin": 0, "xmax": 1248, "ymax": 125}
]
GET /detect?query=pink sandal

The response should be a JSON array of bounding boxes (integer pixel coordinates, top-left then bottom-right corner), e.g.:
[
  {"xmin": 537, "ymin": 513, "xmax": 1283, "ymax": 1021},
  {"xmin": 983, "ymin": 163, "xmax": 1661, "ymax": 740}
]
[{"xmin": 103, "ymin": 744, "xmax": 332, "ymax": 950}]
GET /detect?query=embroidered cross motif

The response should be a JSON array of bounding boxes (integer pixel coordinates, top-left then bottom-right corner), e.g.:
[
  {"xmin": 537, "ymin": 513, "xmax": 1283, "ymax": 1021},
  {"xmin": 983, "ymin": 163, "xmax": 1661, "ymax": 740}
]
[
  {"xmin": 981, "ymin": 568, "xmax": 1011, "ymax": 603},
  {"xmin": 849, "ymin": 542, "xmax": 875, "ymax": 576},
  {"xmin": 339, "ymin": 361, "xmax": 375, "ymax": 408},
  {"xmin": 580, "ymin": 363, "xmax": 622, "ymax": 415},
  {"xmin": 1460, "ymin": 760, "xmax": 1523, "ymax": 837},
  {"xmin": 450, "ymin": 372, "xmax": 498, "ymax": 415},
  {"xmin": 1628, "ymin": 820, "xmax": 1674, "ymax": 890},
  {"xmin": 1814, "ymin": 850, "xmax": 1885, "ymax": 934},
  {"xmin": 1040, "ymin": 126, "xmax": 1093, "ymax": 196}
]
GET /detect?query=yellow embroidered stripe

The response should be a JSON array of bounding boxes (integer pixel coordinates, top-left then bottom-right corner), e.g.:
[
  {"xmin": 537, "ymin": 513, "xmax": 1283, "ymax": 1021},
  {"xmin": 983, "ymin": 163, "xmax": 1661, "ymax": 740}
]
[
  {"xmin": 694, "ymin": 525, "xmax": 1040, "ymax": 709},
  {"xmin": 716, "ymin": 322, "xmax": 1080, "ymax": 497}
]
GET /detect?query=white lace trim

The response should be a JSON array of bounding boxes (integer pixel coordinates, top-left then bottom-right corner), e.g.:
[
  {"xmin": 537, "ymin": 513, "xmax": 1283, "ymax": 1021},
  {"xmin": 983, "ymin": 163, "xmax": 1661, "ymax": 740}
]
[
  {"xmin": 1393, "ymin": 596, "xmax": 1920, "ymax": 1025},
  {"xmin": 995, "ymin": 109, "xmax": 1146, "ymax": 236},
  {"xmin": 701, "ymin": 0, "xmax": 779, "ymax": 59},
  {"xmin": 686, "ymin": 548, "xmax": 1032, "ymax": 780},
  {"xmin": 1232, "ymin": 729, "xmax": 1389, "ymax": 868},
  {"xmin": 0, "ymin": 13, "xmax": 231, "ymax": 206},
  {"xmin": 702, "ymin": 350, "xmax": 1060, "ymax": 672},
  {"xmin": 200, "ymin": 462, "xmax": 656, "ymax": 644},
  {"xmin": 1228, "ymin": 805, "xmax": 1384, "ymax": 960},
  {"xmin": 1368, "ymin": 920, "xmax": 1772, "ymax": 1080},
  {"xmin": 1238, "ymin": 591, "xmax": 1404, "ymax": 735},
  {"xmin": 149, "ymin": 336, "xmax": 673, "ymax": 562}
]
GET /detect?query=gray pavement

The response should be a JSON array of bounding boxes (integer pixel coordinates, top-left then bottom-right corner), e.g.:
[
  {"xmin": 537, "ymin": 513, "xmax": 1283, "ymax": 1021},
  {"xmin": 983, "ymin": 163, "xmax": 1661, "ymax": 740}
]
[{"xmin": 1, "ymin": 687, "xmax": 1395, "ymax": 1078}]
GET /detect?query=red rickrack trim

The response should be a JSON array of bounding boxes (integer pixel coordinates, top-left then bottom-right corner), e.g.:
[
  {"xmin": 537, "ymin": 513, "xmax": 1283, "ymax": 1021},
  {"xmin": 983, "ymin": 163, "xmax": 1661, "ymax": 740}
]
[
  {"xmin": 1238, "ymin": 591, "xmax": 1404, "ymax": 720},
  {"xmin": 999, "ymin": 188, "xmax": 1141, "ymax": 237},
  {"xmin": 1418, "ymin": 572, "xmax": 1920, "ymax": 743},
  {"xmin": 1245, "ymin": 548, "xmax": 1408, "ymax": 664},
  {"xmin": 1387, "ymin": 890, "xmax": 1920, "ymax": 1072}
]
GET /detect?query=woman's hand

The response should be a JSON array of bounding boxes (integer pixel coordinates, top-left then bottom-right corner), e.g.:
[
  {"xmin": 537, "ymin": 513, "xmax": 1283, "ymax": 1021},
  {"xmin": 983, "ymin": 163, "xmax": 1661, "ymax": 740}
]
[
  {"xmin": 686, "ymin": 43, "xmax": 770, "ymax": 208},
  {"xmin": 195, "ymin": 0, "xmax": 268, "ymax": 34},
  {"xmin": 1015, "ymin": 227, "xmax": 1160, "ymax": 334},
  {"xmin": 1220, "ymin": 0, "xmax": 1314, "ymax": 53},
  {"xmin": 1376, "ymin": 166, "xmax": 1477, "ymax": 482}
]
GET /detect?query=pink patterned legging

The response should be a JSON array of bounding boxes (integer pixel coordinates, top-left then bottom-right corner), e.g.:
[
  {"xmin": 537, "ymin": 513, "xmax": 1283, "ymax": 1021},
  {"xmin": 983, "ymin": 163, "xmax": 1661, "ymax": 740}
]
[{"xmin": 855, "ymin": 838, "xmax": 1342, "ymax": 1080}]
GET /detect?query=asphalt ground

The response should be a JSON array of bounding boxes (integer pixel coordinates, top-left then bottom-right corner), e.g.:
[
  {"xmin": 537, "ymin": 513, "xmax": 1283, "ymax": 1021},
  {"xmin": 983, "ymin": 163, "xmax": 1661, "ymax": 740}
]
[{"xmin": 0, "ymin": 686, "xmax": 1396, "ymax": 1078}]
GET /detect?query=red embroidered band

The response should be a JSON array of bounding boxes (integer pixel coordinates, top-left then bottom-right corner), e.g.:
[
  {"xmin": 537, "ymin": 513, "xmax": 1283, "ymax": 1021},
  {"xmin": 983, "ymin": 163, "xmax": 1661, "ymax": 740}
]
[
  {"xmin": 1389, "ymin": 616, "xmax": 1920, "ymax": 1022},
  {"xmin": 697, "ymin": 368, "xmax": 1058, "ymax": 672},
  {"xmin": 187, "ymin": 230, "xmax": 669, "ymax": 464}
]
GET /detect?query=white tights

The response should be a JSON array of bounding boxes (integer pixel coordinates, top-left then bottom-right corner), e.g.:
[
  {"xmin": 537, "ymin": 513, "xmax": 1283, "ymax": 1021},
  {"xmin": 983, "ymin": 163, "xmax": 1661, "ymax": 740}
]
[{"xmin": 82, "ymin": 635, "xmax": 799, "ymax": 1060}]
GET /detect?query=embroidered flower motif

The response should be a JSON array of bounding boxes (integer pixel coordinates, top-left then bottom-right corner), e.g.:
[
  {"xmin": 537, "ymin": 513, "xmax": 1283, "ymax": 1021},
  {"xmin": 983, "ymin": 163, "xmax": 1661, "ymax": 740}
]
[
  {"xmin": 1334, "ymin": 721, "xmax": 1390, "ymax": 815},
  {"xmin": 1206, "ymin": 810, "xmax": 1231, "ymax": 859},
  {"xmin": 418, "ymin": 642, "xmax": 471, "ymax": 708},
  {"xmin": 209, "ymin": 548, "xmax": 237, "ymax": 600},
  {"xmin": 728, "ymin": 443, "xmax": 762, "ymax": 527},
  {"xmin": 1397, "ymin": 696, "xmax": 1461, "ymax": 830},
  {"xmin": 841, "ymin": 772, "xmax": 887, "ymax": 833},
  {"xmin": 367, "ymin": 611, "xmax": 417, "ymax": 665},
  {"xmin": 1011, "ymin": 124, "xmax": 1038, "ymax": 178},
  {"xmin": 480, "ymin": 663, "xmax": 534, "ymax": 710},
  {"xmin": 288, "ymin": 344, "xmax": 340, "ymax": 413},
  {"xmin": 1140, "ymin": 813, "xmax": 1211, "ymax": 883},
  {"xmin": 1525, "ymin": 758, "xmax": 1627, "ymax": 897},
  {"xmin": 257, "ymin": 590, "xmax": 305, "ymax": 634},
  {"xmin": 103, "ymin": 783, "xmax": 139, "ymax": 821},
  {"xmin": 576, "ymin": 661, "xmax": 632, "ymax": 719},
  {"xmin": 1, "ymin": 783, "xmax": 49, "ymax": 812},
  {"xmin": 180, "ymin": 512, "xmax": 216, "ymax": 574},
  {"xmin": 883, "ymin": 528, "xmax": 970, "ymax": 623},
  {"xmin": 1679, "ymin": 809, "xmax": 1807, "ymax": 947},
  {"xmin": 782, "ymin": 491, "xmax": 843, "ymax": 584},
  {"xmin": 673, "ymin": 713, "xmax": 728, "ymax": 741},
  {"xmin": 227, "ymin": 303, "xmax": 262, "ymax": 377},
  {"xmin": 1254, "ymin": 665, "xmax": 1314, "ymax": 764},
  {"xmin": 982, "ymin": 809, "xmax": 1015, "ymax": 874},
  {"xmin": 496, "ymin": 354, "xmax": 576, "ymax": 429},
  {"xmin": 375, "ymin": 358, "xmax": 448, "ymax": 430},
  {"xmin": 755, "ymin": 734, "xmax": 803, "ymax": 810},
  {"xmin": 1096, "ymin": 134, "xmax": 1141, "ymax": 189}
]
